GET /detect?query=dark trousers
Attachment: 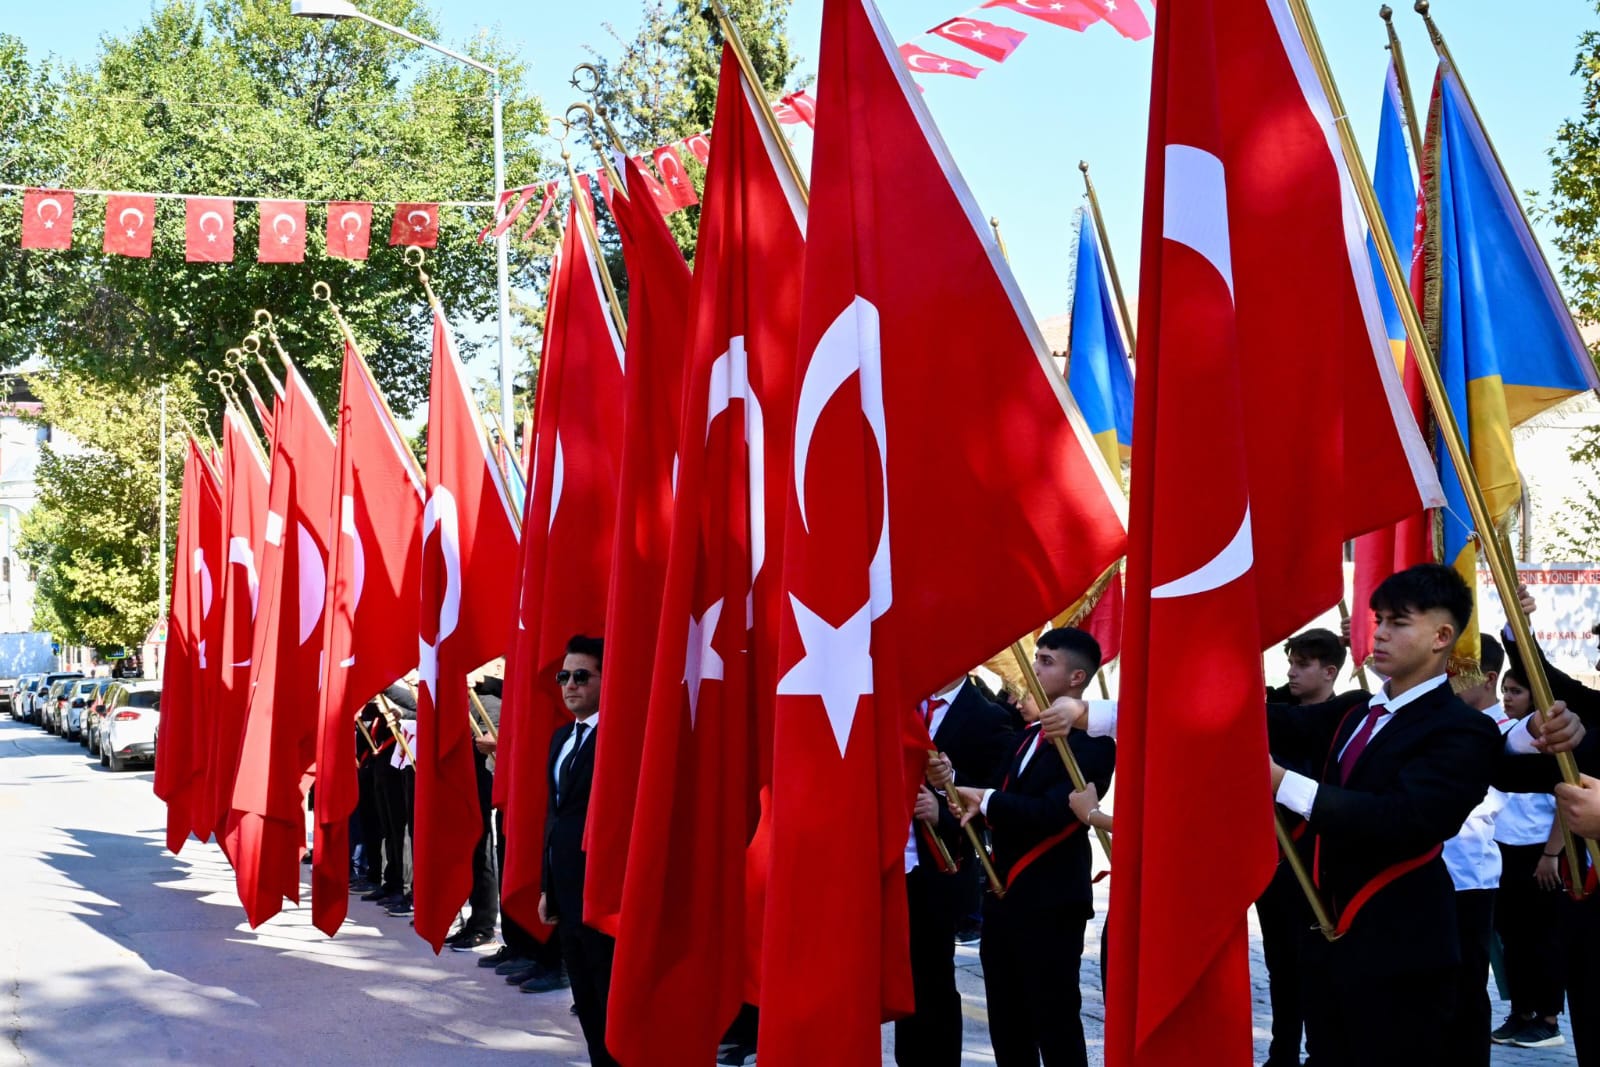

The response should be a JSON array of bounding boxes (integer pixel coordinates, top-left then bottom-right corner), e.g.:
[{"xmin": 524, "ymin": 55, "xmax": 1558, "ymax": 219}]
[
  {"xmin": 355, "ymin": 760, "xmax": 383, "ymax": 881},
  {"xmin": 1445, "ymin": 888, "xmax": 1495, "ymax": 1067},
  {"xmin": 559, "ymin": 918, "xmax": 617, "ymax": 1067},
  {"xmin": 980, "ymin": 898, "xmax": 1088, "ymax": 1067},
  {"xmin": 1495, "ymin": 842, "xmax": 1566, "ymax": 1018},
  {"xmin": 493, "ymin": 810, "xmax": 560, "ymax": 966},
  {"xmin": 373, "ymin": 759, "xmax": 409, "ymax": 893},
  {"xmin": 1256, "ymin": 860, "xmax": 1311, "ymax": 1067},
  {"xmin": 1301, "ymin": 953, "xmax": 1453, "ymax": 1066},
  {"xmin": 461, "ymin": 755, "xmax": 498, "ymax": 935},
  {"xmin": 895, "ymin": 865, "xmax": 962, "ymax": 1067},
  {"xmin": 1564, "ymin": 891, "xmax": 1599, "ymax": 1066}
]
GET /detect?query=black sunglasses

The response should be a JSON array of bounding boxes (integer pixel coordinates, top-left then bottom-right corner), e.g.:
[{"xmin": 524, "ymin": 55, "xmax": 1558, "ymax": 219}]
[{"xmin": 556, "ymin": 669, "xmax": 599, "ymax": 686}]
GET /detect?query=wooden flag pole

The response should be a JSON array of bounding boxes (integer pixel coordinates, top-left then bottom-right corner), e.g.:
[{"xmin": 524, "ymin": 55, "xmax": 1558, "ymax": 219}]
[
  {"xmin": 1077, "ymin": 161, "xmax": 1137, "ymax": 361},
  {"xmin": 1009, "ymin": 642, "xmax": 1113, "ymax": 861},
  {"xmin": 374, "ymin": 692, "xmax": 415, "ymax": 764},
  {"xmin": 1335, "ymin": 597, "xmax": 1374, "ymax": 692},
  {"xmin": 564, "ymin": 99, "xmax": 629, "ymax": 194},
  {"xmin": 354, "ymin": 712, "xmax": 381, "ymax": 756},
  {"xmin": 1378, "ymin": 6, "xmax": 1426, "ymax": 164},
  {"xmin": 559, "ymin": 145, "xmax": 629, "ymax": 346},
  {"xmin": 1286, "ymin": 0, "xmax": 1600, "ymax": 880},
  {"xmin": 706, "ymin": 0, "xmax": 810, "ymax": 204},
  {"xmin": 467, "ymin": 689, "xmax": 499, "ymax": 741},
  {"xmin": 930, "ymin": 749, "xmax": 1008, "ymax": 897}
]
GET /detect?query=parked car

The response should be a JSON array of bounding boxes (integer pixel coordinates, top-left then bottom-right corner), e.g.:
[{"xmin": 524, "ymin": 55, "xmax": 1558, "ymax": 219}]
[
  {"xmin": 84, "ymin": 679, "xmax": 117, "ymax": 754},
  {"xmin": 40, "ymin": 674, "xmax": 83, "ymax": 734},
  {"xmin": 11, "ymin": 673, "xmax": 40, "ymax": 721},
  {"xmin": 64, "ymin": 678, "xmax": 103, "ymax": 742},
  {"xmin": 17, "ymin": 673, "xmax": 47, "ymax": 724},
  {"xmin": 100, "ymin": 681, "xmax": 161, "ymax": 772}
]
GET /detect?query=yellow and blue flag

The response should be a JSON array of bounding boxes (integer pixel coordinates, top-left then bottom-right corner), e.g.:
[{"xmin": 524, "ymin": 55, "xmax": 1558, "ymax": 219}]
[
  {"xmin": 1066, "ymin": 208, "xmax": 1134, "ymax": 477},
  {"xmin": 1368, "ymin": 60, "xmax": 1417, "ymax": 370}
]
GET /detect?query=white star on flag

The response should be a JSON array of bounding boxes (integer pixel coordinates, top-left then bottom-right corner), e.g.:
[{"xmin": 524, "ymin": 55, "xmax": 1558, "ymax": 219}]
[
  {"xmin": 43, "ymin": 220, "xmax": 53, "ymax": 229},
  {"xmin": 207, "ymin": 234, "xmax": 217, "ymax": 242},
  {"xmin": 126, "ymin": 229, "xmax": 136, "ymax": 237},
  {"xmin": 683, "ymin": 598, "xmax": 726, "ymax": 728},
  {"xmin": 970, "ymin": 29, "xmax": 987, "ymax": 39},
  {"xmin": 776, "ymin": 594, "xmax": 874, "ymax": 757},
  {"xmin": 938, "ymin": 61, "xmax": 951, "ymax": 71},
  {"xmin": 280, "ymin": 235, "xmax": 290, "ymax": 244}
]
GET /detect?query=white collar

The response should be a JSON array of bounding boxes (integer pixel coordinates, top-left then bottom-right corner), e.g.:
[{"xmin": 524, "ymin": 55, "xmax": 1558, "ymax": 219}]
[
  {"xmin": 571, "ymin": 710, "xmax": 599, "ymax": 732},
  {"xmin": 1371, "ymin": 673, "xmax": 1449, "ymax": 714},
  {"xmin": 930, "ymin": 680, "xmax": 966, "ymax": 706}
]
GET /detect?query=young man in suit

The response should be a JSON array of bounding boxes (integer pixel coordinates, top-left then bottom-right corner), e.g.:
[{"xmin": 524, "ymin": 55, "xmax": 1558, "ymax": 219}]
[
  {"xmin": 539, "ymin": 634, "xmax": 615, "ymax": 1067},
  {"xmin": 898, "ymin": 674, "xmax": 1015, "ymax": 1067},
  {"xmin": 947, "ymin": 627, "xmax": 1114, "ymax": 1067},
  {"xmin": 1266, "ymin": 564, "xmax": 1504, "ymax": 1066}
]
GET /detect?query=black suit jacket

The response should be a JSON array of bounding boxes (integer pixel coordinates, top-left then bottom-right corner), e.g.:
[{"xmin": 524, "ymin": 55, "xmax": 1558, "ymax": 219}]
[
  {"xmin": 1267, "ymin": 683, "xmax": 1501, "ymax": 975},
  {"xmin": 1495, "ymin": 633, "xmax": 1600, "ymax": 793},
  {"xmin": 915, "ymin": 681, "xmax": 1018, "ymax": 871},
  {"xmin": 542, "ymin": 718, "xmax": 598, "ymax": 923},
  {"xmin": 983, "ymin": 723, "xmax": 1114, "ymax": 918}
]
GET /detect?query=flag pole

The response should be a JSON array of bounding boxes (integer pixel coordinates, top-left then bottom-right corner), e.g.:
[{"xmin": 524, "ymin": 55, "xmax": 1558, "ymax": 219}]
[
  {"xmin": 917, "ymin": 814, "xmax": 961, "ymax": 878},
  {"xmin": 931, "ymin": 750, "xmax": 1008, "ymax": 896},
  {"xmin": 354, "ymin": 712, "xmax": 382, "ymax": 757},
  {"xmin": 1335, "ymin": 597, "xmax": 1373, "ymax": 692},
  {"xmin": 1009, "ymin": 642, "xmax": 1113, "ymax": 861},
  {"xmin": 560, "ymin": 146, "xmax": 630, "ymax": 345},
  {"xmin": 374, "ymin": 691, "xmax": 415, "ymax": 764},
  {"xmin": 1379, "ymin": 6, "xmax": 1426, "ymax": 164},
  {"xmin": 1286, "ymin": 0, "xmax": 1600, "ymax": 878},
  {"xmin": 252, "ymin": 310, "xmax": 295, "ymax": 380},
  {"xmin": 988, "ymin": 216, "xmax": 1010, "ymax": 259},
  {"xmin": 1412, "ymin": 0, "xmax": 1600, "ymax": 405},
  {"xmin": 467, "ymin": 689, "xmax": 499, "ymax": 741},
  {"xmin": 564, "ymin": 98, "xmax": 629, "ymax": 195},
  {"xmin": 706, "ymin": 0, "xmax": 810, "ymax": 204},
  {"xmin": 1077, "ymin": 161, "xmax": 1137, "ymax": 360},
  {"xmin": 227, "ymin": 343, "xmax": 276, "ymax": 425}
]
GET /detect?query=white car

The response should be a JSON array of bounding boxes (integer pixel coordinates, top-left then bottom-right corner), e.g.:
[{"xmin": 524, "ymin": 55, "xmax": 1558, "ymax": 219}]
[
  {"xmin": 99, "ymin": 681, "xmax": 161, "ymax": 772},
  {"xmin": 63, "ymin": 678, "xmax": 101, "ymax": 741}
]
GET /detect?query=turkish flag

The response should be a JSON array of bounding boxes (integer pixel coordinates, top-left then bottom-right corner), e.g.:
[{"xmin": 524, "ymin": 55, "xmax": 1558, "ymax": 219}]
[
  {"xmin": 1104, "ymin": 2, "xmax": 1442, "ymax": 1064},
  {"xmin": 224, "ymin": 367, "xmax": 337, "ymax": 927},
  {"xmin": 594, "ymin": 168, "xmax": 616, "ymax": 212},
  {"xmin": 311, "ymin": 339, "xmax": 426, "ymax": 936},
  {"xmin": 519, "ymin": 182, "xmax": 560, "ymax": 241},
  {"xmin": 758, "ymin": 2, "xmax": 1128, "ymax": 1061},
  {"xmin": 983, "ymin": 0, "xmax": 1098, "ymax": 30},
  {"xmin": 930, "ymin": 16, "xmax": 1029, "ymax": 62},
  {"xmin": 248, "ymin": 387, "xmax": 276, "ymax": 444},
  {"xmin": 326, "ymin": 201, "xmax": 373, "ymax": 261},
  {"xmin": 257, "ymin": 200, "xmax": 307, "ymax": 264},
  {"xmin": 606, "ymin": 44, "xmax": 808, "ymax": 1067},
  {"xmin": 413, "ymin": 308, "xmax": 521, "ymax": 951},
  {"xmin": 155, "ymin": 439, "xmax": 224, "ymax": 854},
  {"xmin": 897, "ymin": 43, "xmax": 984, "ymax": 78},
  {"xmin": 207, "ymin": 408, "xmax": 270, "ymax": 855},
  {"xmin": 1083, "ymin": 0, "xmax": 1152, "ymax": 40},
  {"xmin": 185, "ymin": 197, "xmax": 235, "ymax": 263},
  {"xmin": 652, "ymin": 145, "xmax": 700, "ymax": 210},
  {"xmin": 495, "ymin": 199, "xmax": 626, "ymax": 936},
  {"xmin": 580, "ymin": 155, "xmax": 691, "ymax": 936},
  {"xmin": 683, "ymin": 132, "xmax": 713, "ymax": 166},
  {"xmin": 104, "ymin": 194, "xmax": 156, "ymax": 258},
  {"xmin": 389, "ymin": 203, "xmax": 439, "ymax": 248},
  {"xmin": 21, "ymin": 189, "xmax": 73, "ymax": 250},
  {"xmin": 629, "ymin": 156, "xmax": 677, "ymax": 218}
]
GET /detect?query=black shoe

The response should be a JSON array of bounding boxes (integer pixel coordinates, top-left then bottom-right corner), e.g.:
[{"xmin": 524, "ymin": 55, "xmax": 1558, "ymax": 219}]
[
  {"xmin": 477, "ymin": 947, "xmax": 515, "ymax": 968},
  {"xmin": 519, "ymin": 969, "xmax": 570, "ymax": 993},
  {"xmin": 1491, "ymin": 1013, "xmax": 1528, "ymax": 1044},
  {"xmin": 451, "ymin": 930, "xmax": 495, "ymax": 951},
  {"xmin": 385, "ymin": 897, "xmax": 414, "ymax": 916},
  {"xmin": 359, "ymin": 886, "xmax": 389, "ymax": 901},
  {"xmin": 498, "ymin": 958, "xmax": 539, "ymax": 977},
  {"xmin": 954, "ymin": 924, "xmax": 981, "ymax": 944},
  {"xmin": 1508, "ymin": 1020, "xmax": 1565, "ymax": 1048},
  {"xmin": 349, "ymin": 879, "xmax": 378, "ymax": 894},
  {"xmin": 372, "ymin": 892, "xmax": 404, "ymax": 907},
  {"xmin": 503, "ymin": 963, "xmax": 541, "ymax": 984}
]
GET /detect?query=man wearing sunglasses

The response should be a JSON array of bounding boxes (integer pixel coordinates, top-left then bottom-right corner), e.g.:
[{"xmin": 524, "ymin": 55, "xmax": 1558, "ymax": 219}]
[{"xmin": 539, "ymin": 634, "xmax": 615, "ymax": 1067}]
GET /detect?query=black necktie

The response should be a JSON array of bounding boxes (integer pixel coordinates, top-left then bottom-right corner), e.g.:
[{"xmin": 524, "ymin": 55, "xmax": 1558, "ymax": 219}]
[{"xmin": 558, "ymin": 722, "xmax": 588, "ymax": 803}]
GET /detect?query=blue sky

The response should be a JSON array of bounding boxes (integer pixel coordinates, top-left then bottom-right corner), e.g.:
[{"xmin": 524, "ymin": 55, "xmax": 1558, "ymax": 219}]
[{"xmin": 10, "ymin": 0, "xmax": 1596, "ymax": 377}]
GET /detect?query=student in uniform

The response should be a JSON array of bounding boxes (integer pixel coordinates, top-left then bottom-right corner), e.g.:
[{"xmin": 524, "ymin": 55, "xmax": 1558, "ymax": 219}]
[{"xmin": 943, "ymin": 627, "xmax": 1114, "ymax": 1067}]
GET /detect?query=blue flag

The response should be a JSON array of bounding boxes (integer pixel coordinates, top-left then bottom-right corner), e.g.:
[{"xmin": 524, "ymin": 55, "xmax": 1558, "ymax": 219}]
[
  {"xmin": 1066, "ymin": 208, "xmax": 1134, "ymax": 475},
  {"xmin": 1369, "ymin": 60, "xmax": 1417, "ymax": 366}
]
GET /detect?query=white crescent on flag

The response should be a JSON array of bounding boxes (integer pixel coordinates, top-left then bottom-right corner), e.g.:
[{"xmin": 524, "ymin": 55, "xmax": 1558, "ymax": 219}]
[
  {"xmin": 36, "ymin": 197, "xmax": 62, "ymax": 221},
  {"xmin": 296, "ymin": 522, "xmax": 327, "ymax": 645},
  {"xmin": 119, "ymin": 207, "xmax": 145, "ymax": 230},
  {"xmin": 340, "ymin": 210, "xmax": 364, "ymax": 234},
  {"xmin": 408, "ymin": 209, "xmax": 432, "ymax": 229},
  {"xmin": 273, "ymin": 212, "xmax": 298, "ymax": 237},
  {"xmin": 199, "ymin": 210, "xmax": 226, "ymax": 235},
  {"xmin": 417, "ymin": 486, "xmax": 462, "ymax": 697}
]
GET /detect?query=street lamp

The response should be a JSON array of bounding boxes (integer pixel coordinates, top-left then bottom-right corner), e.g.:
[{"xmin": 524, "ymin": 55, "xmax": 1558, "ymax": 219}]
[{"xmin": 290, "ymin": 0, "xmax": 517, "ymax": 436}]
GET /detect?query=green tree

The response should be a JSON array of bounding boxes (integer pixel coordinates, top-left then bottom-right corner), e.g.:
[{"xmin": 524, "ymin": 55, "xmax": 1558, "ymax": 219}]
[
  {"xmin": 4, "ymin": 0, "xmax": 550, "ymax": 418},
  {"xmin": 0, "ymin": 35, "xmax": 68, "ymax": 364}
]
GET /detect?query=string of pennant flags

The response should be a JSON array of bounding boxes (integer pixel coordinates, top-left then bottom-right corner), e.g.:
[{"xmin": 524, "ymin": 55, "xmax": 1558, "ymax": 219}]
[{"xmin": 2, "ymin": 0, "xmax": 1148, "ymax": 264}]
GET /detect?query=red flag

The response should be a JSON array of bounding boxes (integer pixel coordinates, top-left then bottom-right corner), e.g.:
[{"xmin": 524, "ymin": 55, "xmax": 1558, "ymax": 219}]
[
  {"xmin": 208, "ymin": 409, "xmax": 270, "ymax": 851},
  {"xmin": 496, "ymin": 198, "xmax": 626, "ymax": 935},
  {"xmin": 1083, "ymin": 0, "xmax": 1152, "ymax": 40},
  {"xmin": 652, "ymin": 144, "xmax": 700, "ymax": 210},
  {"xmin": 898, "ymin": 43, "xmax": 984, "ymax": 78},
  {"xmin": 156, "ymin": 439, "xmax": 224, "ymax": 854},
  {"xmin": 326, "ymin": 201, "xmax": 373, "ymax": 261},
  {"xmin": 581, "ymin": 156, "xmax": 691, "ymax": 936},
  {"xmin": 104, "ymin": 194, "xmax": 156, "ymax": 258},
  {"xmin": 1082, "ymin": 570, "xmax": 1125, "ymax": 663},
  {"xmin": 1106, "ymin": 1, "xmax": 1441, "ymax": 1063},
  {"xmin": 248, "ymin": 388, "xmax": 276, "ymax": 444},
  {"xmin": 929, "ymin": 16, "xmax": 1028, "ymax": 63},
  {"xmin": 311, "ymin": 339, "xmax": 426, "ymax": 936},
  {"xmin": 606, "ymin": 44, "xmax": 808, "ymax": 1067},
  {"xmin": 256, "ymin": 200, "xmax": 307, "ymax": 264},
  {"xmin": 185, "ymin": 198, "xmax": 235, "ymax": 263},
  {"xmin": 413, "ymin": 308, "xmax": 521, "ymax": 951},
  {"xmin": 683, "ymin": 132, "xmax": 713, "ymax": 166},
  {"xmin": 389, "ymin": 203, "xmax": 439, "ymax": 248},
  {"xmin": 983, "ymin": 0, "xmax": 1099, "ymax": 31},
  {"xmin": 21, "ymin": 189, "xmax": 73, "ymax": 250},
  {"xmin": 595, "ymin": 168, "xmax": 616, "ymax": 212},
  {"xmin": 519, "ymin": 182, "xmax": 560, "ymax": 241},
  {"xmin": 759, "ymin": 2, "xmax": 1127, "ymax": 1060},
  {"xmin": 224, "ymin": 367, "xmax": 336, "ymax": 927},
  {"xmin": 629, "ymin": 156, "xmax": 677, "ymax": 217}
]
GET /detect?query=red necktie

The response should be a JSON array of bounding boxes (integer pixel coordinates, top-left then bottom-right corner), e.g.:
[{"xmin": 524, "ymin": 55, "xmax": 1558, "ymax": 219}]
[
  {"xmin": 1337, "ymin": 702, "xmax": 1388, "ymax": 784},
  {"xmin": 919, "ymin": 698, "xmax": 948, "ymax": 733}
]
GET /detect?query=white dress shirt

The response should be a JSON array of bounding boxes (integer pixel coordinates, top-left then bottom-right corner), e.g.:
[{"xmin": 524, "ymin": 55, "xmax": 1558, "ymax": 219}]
[
  {"xmin": 1274, "ymin": 674, "xmax": 1450, "ymax": 820},
  {"xmin": 1442, "ymin": 704, "xmax": 1513, "ymax": 891},
  {"xmin": 905, "ymin": 681, "xmax": 965, "ymax": 873},
  {"xmin": 555, "ymin": 710, "xmax": 599, "ymax": 806}
]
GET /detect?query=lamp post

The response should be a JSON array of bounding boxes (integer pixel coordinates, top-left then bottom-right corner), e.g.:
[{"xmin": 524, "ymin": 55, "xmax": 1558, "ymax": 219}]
[{"xmin": 290, "ymin": 0, "xmax": 516, "ymax": 435}]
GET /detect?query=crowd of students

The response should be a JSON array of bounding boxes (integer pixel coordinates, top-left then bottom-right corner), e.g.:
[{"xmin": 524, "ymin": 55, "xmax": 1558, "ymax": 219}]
[{"xmin": 326, "ymin": 563, "xmax": 1600, "ymax": 1067}]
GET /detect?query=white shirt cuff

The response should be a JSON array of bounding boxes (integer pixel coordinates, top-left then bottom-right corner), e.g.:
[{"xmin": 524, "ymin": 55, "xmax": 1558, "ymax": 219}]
[
  {"xmin": 1276, "ymin": 770, "xmax": 1319, "ymax": 820},
  {"xmin": 1085, "ymin": 700, "xmax": 1118, "ymax": 739},
  {"xmin": 1504, "ymin": 718, "xmax": 1541, "ymax": 756},
  {"xmin": 979, "ymin": 788, "xmax": 995, "ymax": 817}
]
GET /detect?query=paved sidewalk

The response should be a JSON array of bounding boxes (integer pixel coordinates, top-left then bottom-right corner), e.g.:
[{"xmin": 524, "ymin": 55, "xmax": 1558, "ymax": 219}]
[{"xmin": 0, "ymin": 715, "xmax": 1579, "ymax": 1065}]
